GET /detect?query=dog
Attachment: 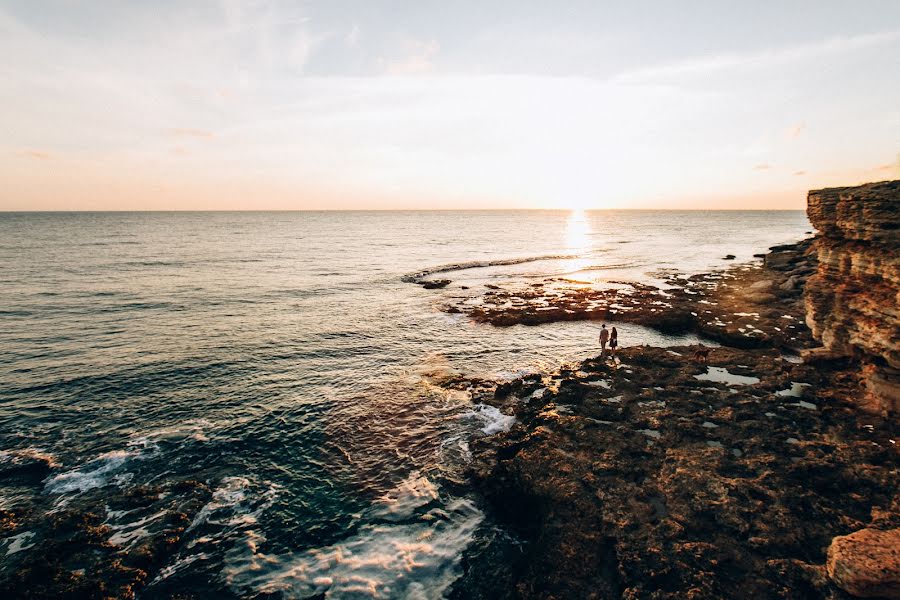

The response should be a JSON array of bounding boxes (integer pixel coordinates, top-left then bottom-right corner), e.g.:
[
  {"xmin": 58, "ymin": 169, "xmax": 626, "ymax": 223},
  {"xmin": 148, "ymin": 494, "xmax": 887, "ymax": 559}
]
[{"xmin": 692, "ymin": 346, "xmax": 710, "ymax": 364}]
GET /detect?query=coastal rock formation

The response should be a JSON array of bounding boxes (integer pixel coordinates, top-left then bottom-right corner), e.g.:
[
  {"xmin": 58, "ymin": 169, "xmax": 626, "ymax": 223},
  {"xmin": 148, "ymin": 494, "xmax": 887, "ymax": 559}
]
[
  {"xmin": 447, "ymin": 235, "xmax": 899, "ymax": 599},
  {"xmin": 805, "ymin": 180, "xmax": 900, "ymax": 415},
  {"xmin": 452, "ymin": 344, "xmax": 898, "ymax": 599},
  {"xmin": 826, "ymin": 527, "xmax": 900, "ymax": 598},
  {"xmin": 435, "ymin": 239, "xmax": 818, "ymax": 353}
]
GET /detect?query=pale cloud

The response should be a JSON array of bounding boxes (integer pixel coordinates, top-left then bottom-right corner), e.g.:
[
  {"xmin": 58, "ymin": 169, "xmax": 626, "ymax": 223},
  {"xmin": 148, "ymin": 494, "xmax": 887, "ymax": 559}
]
[
  {"xmin": 613, "ymin": 31, "xmax": 900, "ymax": 84},
  {"xmin": 787, "ymin": 122, "xmax": 806, "ymax": 138},
  {"xmin": 346, "ymin": 24, "xmax": 360, "ymax": 47},
  {"xmin": 168, "ymin": 128, "xmax": 216, "ymax": 139},
  {"xmin": 16, "ymin": 150, "xmax": 50, "ymax": 159},
  {"xmin": 381, "ymin": 39, "xmax": 440, "ymax": 76}
]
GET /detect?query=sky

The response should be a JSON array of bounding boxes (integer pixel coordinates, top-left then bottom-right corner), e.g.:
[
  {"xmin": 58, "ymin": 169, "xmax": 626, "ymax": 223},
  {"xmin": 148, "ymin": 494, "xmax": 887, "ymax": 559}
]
[{"xmin": 1, "ymin": 1, "xmax": 898, "ymax": 211}]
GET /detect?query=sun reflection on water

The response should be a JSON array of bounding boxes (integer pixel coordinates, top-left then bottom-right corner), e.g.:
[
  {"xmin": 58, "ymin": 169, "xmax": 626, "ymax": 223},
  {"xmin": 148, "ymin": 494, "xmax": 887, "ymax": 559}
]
[{"xmin": 563, "ymin": 210, "xmax": 593, "ymax": 277}]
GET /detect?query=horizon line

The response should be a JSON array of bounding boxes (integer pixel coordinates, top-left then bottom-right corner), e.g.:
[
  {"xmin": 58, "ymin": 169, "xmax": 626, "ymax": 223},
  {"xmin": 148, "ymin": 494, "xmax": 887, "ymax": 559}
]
[{"xmin": 0, "ymin": 208, "xmax": 808, "ymax": 213}]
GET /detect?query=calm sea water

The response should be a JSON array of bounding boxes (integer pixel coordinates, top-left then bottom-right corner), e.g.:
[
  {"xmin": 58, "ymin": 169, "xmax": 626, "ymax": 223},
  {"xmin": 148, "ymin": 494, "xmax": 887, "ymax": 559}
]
[{"xmin": 0, "ymin": 210, "xmax": 809, "ymax": 598}]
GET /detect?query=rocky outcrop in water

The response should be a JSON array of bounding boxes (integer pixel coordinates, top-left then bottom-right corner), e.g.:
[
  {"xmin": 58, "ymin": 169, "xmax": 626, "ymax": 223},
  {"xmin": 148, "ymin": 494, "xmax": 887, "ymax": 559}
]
[
  {"xmin": 805, "ymin": 180, "xmax": 900, "ymax": 416},
  {"xmin": 435, "ymin": 239, "xmax": 817, "ymax": 353}
]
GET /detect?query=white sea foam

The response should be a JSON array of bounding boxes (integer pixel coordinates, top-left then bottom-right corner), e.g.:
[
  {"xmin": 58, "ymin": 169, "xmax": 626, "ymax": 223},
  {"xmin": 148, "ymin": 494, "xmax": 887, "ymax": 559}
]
[
  {"xmin": 223, "ymin": 479, "xmax": 483, "ymax": 600},
  {"xmin": 107, "ymin": 509, "xmax": 168, "ymax": 548},
  {"xmin": 4, "ymin": 531, "xmax": 35, "ymax": 556},
  {"xmin": 186, "ymin": 476, "xmax": 276, "ymax": 535},
  {"xmin": 42, "ymin": 422, "xmax": 218, "ymax": 497},
  {"xmin": 369, "ymin": 472, "xmax": 439, "ymax": 521},
  {"xmin": 460, "ymin": 404, "xmax": 516, "ymax": 435},
  {"xmin": 493, "ymin": 368, "xmax": 535, "ymax": 381},
  {"xmin": 44, "ymin": 450, "xmax": 136, "ymax": 495},
  {"xmin": 401, "ymin": 254, "xmax": 578, "ymax": 283}
]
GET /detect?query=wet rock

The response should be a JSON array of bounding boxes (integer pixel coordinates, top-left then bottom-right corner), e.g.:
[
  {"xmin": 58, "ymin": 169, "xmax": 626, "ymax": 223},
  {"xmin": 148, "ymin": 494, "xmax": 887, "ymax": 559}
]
[
  {"xmin": 421, "ymin": 279, "xmax": 451, "ymax": 289},
  {"xmin": 826, "ymin": 527, "xmax": 900, "ymax": 598},
  {"xmin": 765, "ymin": 251, "xmax": 802, "ymax": 270},
  {"xmin": 0, "ymin": 450, "xmax": 55, "ymax": 481}
]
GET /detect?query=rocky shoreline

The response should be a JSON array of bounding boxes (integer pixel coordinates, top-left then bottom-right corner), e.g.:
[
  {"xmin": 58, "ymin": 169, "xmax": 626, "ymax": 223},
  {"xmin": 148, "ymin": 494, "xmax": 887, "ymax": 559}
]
[
  {"xmin": 443, "ymin": 185, "xmax": 899, "ymax": 599},
  {"xmin": 436, "ymin": 239, "xmax": 817, "ymax": 352}
]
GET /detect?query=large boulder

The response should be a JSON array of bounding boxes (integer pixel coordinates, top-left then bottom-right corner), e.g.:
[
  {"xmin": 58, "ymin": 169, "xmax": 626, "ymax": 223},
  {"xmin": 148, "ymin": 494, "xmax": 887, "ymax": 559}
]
[{"xmin": 826, "ymin": 528, "xmax": 900, "ymax": 598}]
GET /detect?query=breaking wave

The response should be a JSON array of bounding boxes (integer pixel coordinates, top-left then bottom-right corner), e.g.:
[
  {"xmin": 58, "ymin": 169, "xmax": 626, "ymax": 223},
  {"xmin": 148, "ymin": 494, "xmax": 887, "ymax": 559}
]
[{"xmin": 401, "ymin": 254, "xmax": 578, "ymax": 283}]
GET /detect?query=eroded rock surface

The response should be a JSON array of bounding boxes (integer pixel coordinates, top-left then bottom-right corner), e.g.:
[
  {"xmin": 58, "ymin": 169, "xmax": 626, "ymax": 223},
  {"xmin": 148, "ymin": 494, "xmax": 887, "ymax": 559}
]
[
  {"xmin": 826, "ymin": 527, "xmax": 900, "ymax": 598},
  {"xmin": 805, "ymin": 180, "xmax": 900, "ymax": 415},
  {"xmin": 450, "ymin": 344, "xmax": 898, "ymax": 600}
]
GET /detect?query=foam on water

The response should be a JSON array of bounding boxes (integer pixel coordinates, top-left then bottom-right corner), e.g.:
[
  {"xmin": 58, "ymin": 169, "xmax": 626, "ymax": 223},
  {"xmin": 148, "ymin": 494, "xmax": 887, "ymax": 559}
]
[
  {"xmin": 460, "ymin": 404, "xmax": 516, "ymax": 435},
  {"xmin": 369, "ymin": 472, "xmax": 439, "ymax": 521},
  {"xmin": 186, "ymin": 476, "xmax": 277, "ymax": 535},
  {"xmin": 401, "ymin": 254, "xmax": 578, "ymax": 283},
  {"xmin": 4, "ymin": 531, "xmax": 35, "ymax": 556},
  {"xmin": 44, "ymin": 445, "xmax": 152, "ymax": 495},
  {"xmin": 107, "ymin": 509, "xmax": 168, "ymax": 548},
  {"xmin": 223, "ymin": 474, "xmax": 482, "ymax": 600}
]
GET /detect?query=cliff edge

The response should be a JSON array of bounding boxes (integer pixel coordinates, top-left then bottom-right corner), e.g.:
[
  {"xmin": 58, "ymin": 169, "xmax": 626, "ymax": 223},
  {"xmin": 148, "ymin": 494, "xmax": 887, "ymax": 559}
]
[{"xmin": 805, "ymin": 180, "xmax": 900, "ymax": 415}]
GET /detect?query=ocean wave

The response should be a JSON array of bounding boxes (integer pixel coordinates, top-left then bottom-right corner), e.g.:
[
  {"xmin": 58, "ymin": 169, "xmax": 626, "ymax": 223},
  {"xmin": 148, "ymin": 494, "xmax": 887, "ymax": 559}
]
[
  {"xmin": 460, "ymin": 404, "xmax": 516, "ymax": 435},
  {"xmin": 368, "ymin": 471, "xmax": 440, "ymax": 522},
  {"xmin": 222, "ymin": 473, "xmax": 482, "ymax": 600},
  {"xmin": 145, "ymin": 476, "xmax": 279, "ymax": 589},
  {"xmin": 401, "ymin": 254, "xmax": 578, "ymax": 283},
  {"xmin": 43, "ymin": 438, "xmax": 159, "ymax": 495},
  {"xmin": 185, "ymin": 476, "xmax": 278, "ymax": 535}
]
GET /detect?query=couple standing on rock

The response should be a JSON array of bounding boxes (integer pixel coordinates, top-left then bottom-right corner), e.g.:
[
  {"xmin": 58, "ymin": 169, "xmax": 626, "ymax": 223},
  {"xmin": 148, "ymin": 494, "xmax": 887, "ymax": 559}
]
[{"xmin": 599, "ymin": 323, "xmax": 618, "ymax": 358}]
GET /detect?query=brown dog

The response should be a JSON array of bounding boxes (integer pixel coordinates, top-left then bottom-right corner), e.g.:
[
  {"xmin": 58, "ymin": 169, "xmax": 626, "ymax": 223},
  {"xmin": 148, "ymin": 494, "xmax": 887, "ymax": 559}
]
[{"xmin": 693, "ymin": 346, "xmax": 710, "ymax": 363}]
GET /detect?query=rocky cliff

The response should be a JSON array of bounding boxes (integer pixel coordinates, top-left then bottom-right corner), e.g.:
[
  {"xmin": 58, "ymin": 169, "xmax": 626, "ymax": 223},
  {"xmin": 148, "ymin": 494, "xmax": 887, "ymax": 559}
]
[{"xmin": 805, "ymin": 180, "xmax": 900, "ymax": 415}]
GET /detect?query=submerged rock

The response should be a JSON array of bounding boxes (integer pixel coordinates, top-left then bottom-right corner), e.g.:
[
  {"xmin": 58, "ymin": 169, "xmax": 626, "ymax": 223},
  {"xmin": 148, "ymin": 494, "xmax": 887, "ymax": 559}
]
[{"xmin": 421, "ymin": 279, "xmax": 451, "ymax": 289}]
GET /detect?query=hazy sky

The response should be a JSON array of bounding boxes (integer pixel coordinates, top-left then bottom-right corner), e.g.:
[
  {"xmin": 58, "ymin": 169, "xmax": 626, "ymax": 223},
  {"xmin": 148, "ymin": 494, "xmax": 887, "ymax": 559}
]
[{"xmin": 1, "ymin": 1, "xmax": 898, "ymax": 210}]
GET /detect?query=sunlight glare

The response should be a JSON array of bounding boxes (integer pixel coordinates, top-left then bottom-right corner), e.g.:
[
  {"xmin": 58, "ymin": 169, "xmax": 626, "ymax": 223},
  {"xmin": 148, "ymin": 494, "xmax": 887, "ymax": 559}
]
[{"xmin": 562, "ymin": 209, "xmax": 594, "ymax": 278}]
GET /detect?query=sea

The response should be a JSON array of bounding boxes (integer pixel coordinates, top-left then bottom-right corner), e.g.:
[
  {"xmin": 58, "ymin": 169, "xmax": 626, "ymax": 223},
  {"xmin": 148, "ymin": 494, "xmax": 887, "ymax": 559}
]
[{"xmin": 0, "ymin": 210, "xmax": 810, "ymax": 598}]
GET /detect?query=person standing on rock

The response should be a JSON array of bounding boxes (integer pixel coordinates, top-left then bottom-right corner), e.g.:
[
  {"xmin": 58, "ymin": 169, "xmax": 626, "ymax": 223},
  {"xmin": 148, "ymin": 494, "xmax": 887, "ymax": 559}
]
[
  {"xmin": 599, "ymin": 324, "xmax": 610, "ymax": 356},
  {"xmin": 610, "ymin": 327, "xmax": 618, "ymax": 358}
]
